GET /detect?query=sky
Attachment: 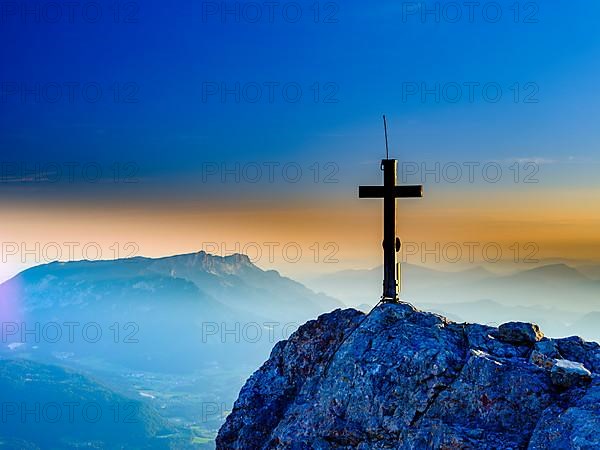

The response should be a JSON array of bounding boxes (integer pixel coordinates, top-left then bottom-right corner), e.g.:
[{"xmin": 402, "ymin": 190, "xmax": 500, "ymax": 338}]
[{"xmin": 1, "ymin": 0, "xmax": 600, "ymax": 282}]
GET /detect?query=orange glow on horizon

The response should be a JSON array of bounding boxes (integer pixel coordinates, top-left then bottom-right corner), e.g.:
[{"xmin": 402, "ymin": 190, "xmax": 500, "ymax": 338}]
[{"xmin": 1, "ymin": 187, "xmax": 600, "ymax": 282}]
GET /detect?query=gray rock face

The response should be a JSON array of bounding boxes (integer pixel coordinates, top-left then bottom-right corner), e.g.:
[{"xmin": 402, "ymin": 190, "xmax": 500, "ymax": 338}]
[
  {"xmin": 551, "ymin": 360, "xmax": 592, "ymax": 388},
  {"xmin": 217, "ymin": 303, "xmax": 599, "ymax": 449}
]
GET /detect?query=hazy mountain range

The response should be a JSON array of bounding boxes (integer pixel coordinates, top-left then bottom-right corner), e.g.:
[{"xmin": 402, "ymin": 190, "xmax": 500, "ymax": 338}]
[
  {"xmin": 0, "ymin": 251, "xmax": 343, "ymax": 447},
  {"xmin": 304, "ymin": 263, "xmax": 600, "ymax": 342},
  {"xmin": 0, "ymin": 251, "xmax": 342, "ymax": 371}
]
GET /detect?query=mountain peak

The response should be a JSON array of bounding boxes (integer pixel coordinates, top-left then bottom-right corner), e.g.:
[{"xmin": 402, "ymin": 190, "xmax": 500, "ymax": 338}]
[
  {"xmin": 217, "ymin": 303, "xmax": 600, "ymax": 449},
  {"xmin": 195, "ymin": 250, "xmax": 250, "ymax": 261},
  {"xmin": 160, "ymin": 250, "xmax": 254, "ymax": 271},
  {"xmin": 519, "ymin": 263, "xmax": 589, "ymax": 280}
]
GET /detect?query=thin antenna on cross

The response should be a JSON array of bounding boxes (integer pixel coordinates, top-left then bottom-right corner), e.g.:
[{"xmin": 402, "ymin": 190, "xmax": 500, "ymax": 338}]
[{"xmin": 383, "ymin": 115, "xmax": 390, "ymax": 160}]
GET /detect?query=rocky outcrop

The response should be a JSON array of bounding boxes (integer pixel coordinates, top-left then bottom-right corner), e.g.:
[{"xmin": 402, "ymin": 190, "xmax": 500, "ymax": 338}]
[
  {"xmin": 497, "ymin": 321, "xmax": 544, "ymax": 345},
  {"xmin": 217, "ymin": 303, "xmax": 599, "ymax": 449}
]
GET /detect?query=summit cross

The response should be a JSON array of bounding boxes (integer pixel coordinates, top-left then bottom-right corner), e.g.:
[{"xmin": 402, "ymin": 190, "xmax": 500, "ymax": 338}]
[{"xmin": 358, "ymin": 116, "xmax": 423, "ymax": 302}]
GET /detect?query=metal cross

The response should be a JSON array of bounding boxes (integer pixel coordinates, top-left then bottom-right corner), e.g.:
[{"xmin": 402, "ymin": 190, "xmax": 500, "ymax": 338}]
[{"xmin": 358, "ymin": 117, "xmax": 423, "ymax": 302}]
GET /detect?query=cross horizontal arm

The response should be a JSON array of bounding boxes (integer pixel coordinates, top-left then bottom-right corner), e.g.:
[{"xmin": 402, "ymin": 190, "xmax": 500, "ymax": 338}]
[{"xmin": 358, "ymin": 185, "xmax": 423, "ymax": 198}]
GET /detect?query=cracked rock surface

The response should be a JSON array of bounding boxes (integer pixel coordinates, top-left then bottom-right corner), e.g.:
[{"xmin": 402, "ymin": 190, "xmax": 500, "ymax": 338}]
[{"xmin": 217, "ymin": 303, "xmax": 599, "ymax": 449}]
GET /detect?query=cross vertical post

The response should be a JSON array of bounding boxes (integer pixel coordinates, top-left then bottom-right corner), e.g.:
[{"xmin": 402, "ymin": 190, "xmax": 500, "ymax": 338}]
[{"xmin": 382, "ymin": 159, "xmax": 398, "ymax": 300}]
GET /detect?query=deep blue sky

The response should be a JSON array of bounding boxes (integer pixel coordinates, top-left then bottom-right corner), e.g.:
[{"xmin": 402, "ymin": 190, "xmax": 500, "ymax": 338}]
[{"xmin": 1, "ymin": 0, "xmax": 600, "ymax": 200}]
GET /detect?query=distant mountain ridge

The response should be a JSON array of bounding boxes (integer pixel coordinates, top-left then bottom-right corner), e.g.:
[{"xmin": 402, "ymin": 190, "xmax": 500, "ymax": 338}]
[
  {"xmin": 3, "ymin": 250, "xmax": 341, "ymax": 318},
  {"xmin": 0, "ymin": 251, "xmax": 343, "ymax": 372},
  {"xmin": 304, "ymin": 262, "xmax": 600, "ymax": 342}
]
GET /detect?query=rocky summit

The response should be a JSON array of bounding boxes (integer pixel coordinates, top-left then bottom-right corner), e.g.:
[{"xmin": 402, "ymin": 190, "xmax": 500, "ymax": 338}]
[{"xmin": 217, "ymin": 303, "xmax": 600, "ymax": 449}]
